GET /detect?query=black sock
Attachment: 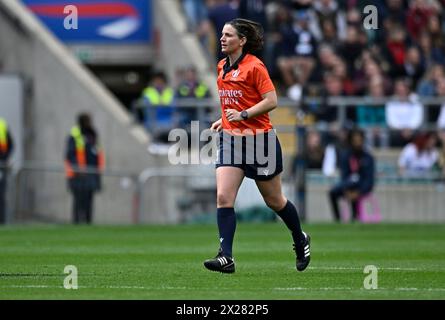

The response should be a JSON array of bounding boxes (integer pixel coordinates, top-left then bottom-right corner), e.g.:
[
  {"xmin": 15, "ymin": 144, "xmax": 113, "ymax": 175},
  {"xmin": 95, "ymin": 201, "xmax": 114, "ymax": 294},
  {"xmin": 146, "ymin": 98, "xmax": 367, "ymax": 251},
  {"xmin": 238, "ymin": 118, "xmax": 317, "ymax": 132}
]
[
  {"xmin": 217, "ymin": 207, "xmax": 236, "ymax": 257},
  {"xmin": 276, "ymin": 200, "xmax": 304, "ymax": 244}
]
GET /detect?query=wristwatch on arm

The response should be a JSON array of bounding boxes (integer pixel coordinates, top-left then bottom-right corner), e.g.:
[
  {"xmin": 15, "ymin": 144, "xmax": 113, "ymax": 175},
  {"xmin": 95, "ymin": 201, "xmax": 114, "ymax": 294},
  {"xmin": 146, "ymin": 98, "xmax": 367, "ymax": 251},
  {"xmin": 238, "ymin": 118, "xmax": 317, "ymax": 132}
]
[{"xmin": 240, "ymin": 110, "xmax": 249, "ymax": 120}]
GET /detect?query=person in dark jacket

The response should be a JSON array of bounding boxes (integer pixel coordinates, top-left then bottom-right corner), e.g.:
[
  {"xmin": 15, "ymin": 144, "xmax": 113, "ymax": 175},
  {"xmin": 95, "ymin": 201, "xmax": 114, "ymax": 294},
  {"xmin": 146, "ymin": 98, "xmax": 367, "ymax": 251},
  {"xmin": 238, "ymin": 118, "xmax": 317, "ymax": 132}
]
[
  {"xmin": 65, "ymin": 113, "xmax": 105, "ymax": 224},
  {"xmin": 328, "ymin": 128, "xmax": 375, "ymax": 222},
  {"xmin": 0, "ymin": 117, "xmax": 14, "ymax": 224}
]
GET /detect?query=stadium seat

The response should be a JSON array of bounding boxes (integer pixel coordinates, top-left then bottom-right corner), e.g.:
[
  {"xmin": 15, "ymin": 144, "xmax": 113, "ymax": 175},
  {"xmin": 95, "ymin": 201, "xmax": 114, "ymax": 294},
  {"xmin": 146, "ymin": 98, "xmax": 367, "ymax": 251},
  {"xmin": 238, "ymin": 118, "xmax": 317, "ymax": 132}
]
[
  {"xmin": 357, "ymin": 193, "xmax": 382, "ymax": 223},
  {"xmin": 270, "ymin": 107, "xmax": 297, "ymax": 155},
  {"xmin": 340, "ymin": 193, "xmax": 382, "ymax": 223}
]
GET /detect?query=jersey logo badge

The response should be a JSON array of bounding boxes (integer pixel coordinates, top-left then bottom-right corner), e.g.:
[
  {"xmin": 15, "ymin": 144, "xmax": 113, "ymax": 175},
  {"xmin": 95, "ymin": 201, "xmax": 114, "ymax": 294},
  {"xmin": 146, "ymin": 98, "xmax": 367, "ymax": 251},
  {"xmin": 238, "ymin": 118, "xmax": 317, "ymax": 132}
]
[{"xmin": 232, "ymin": 69, "xmax": 241, "ymax": 78}]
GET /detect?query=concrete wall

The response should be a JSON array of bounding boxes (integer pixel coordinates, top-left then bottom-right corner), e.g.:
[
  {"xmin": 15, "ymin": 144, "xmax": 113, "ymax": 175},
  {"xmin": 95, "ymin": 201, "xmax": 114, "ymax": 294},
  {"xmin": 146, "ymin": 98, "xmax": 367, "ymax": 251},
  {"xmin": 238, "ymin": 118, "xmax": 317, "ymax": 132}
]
[
  {"xmin": 291, "ymin": 182, "xmax": 445, "ymax": 223},
  {"xmin": 0, "ymin": 74, "xmax": 24, "ymax": 168},
  {"xmin": 0, "ymin": 0, "xmax": 175, "ymax": 223},
  {"xmin": 154, "ymin": 0, "xmax": 218, "ymax": 99}
]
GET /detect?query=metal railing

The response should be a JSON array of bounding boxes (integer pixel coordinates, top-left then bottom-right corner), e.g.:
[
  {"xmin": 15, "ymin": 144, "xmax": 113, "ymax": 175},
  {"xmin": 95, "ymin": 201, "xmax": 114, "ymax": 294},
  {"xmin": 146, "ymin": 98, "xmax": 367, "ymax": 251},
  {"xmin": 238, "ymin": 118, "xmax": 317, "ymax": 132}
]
[
  {"xmin": 5, "ymin": 89, "xmax": 445, "ymax": 225},
  {"xmin": 135, "ymin": 167, "xmax": 215, "ymax": 224},
  {"xmin": 11, "ymin": 162, "xmax": 139, "ymax": 224},
  {"xmin": 302, "ymin": 169, "xmax": 445, "ymax": 222},
  {"xmin": 131, "ymin": 96, "xmax": 445, "ymax": 133},
  {"xmin": 4, "ymin": 160, "xmax": 445, "ymax": 224}
]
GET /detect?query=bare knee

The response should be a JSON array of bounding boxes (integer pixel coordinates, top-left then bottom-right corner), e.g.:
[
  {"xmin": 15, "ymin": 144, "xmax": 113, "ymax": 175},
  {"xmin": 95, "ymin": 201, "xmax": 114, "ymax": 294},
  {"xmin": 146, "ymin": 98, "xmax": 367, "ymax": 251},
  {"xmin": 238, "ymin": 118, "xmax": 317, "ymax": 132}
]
[
  {"xmin": 217, "ymin": 192, "xmax": 236, "ymax": 208},
  {"xmin": 264, "ymin": 195, "xmax": 287, "ymax": 212}
]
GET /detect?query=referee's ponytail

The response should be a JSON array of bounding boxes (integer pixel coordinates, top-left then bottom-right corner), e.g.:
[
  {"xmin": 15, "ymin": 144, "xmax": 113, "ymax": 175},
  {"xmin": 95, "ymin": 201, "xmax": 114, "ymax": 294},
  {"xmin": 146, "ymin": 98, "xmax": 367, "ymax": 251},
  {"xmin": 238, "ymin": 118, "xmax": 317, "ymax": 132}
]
[{"xmin": 226, "ymin": 18, "xmax": 264, "ymax": 55}]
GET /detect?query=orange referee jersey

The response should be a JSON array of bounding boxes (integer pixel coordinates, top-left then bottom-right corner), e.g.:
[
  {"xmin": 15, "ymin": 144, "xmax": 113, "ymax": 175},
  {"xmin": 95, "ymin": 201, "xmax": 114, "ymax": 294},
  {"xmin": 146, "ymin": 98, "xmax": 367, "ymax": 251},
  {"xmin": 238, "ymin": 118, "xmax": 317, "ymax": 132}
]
[{"xmin": 217, "ymin": 53, "xmax": 275, "ymax": 135}]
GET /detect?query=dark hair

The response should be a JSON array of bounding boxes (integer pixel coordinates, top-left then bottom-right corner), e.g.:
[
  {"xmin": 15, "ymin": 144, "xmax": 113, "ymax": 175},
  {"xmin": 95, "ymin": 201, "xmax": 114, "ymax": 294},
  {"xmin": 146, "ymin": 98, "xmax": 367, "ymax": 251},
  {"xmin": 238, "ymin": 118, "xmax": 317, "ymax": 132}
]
[
  {"xmin": 152, "ymin": 71, "xmax": 168, "ymax": 83},
  {"xmin": 347, "ymin": 128, "xmax": 365, "ymax": 145},
  {"xmin": 77, "ymin": 112, "xmax": 96, "ymax": 138},
  {"xmin": 413, "ymin": 131, "xmax": 437, "ymax": 153},
  {"xmin": 226, "ymin": 18, "xmax": 264, "ymax": 54},
  {"xmin": 77, "ymin": 112, "xmax": 91, "ymax": 128},
  {"xmin": 395, "ymin": 77, "xmax": 412, "ymax": 90}
]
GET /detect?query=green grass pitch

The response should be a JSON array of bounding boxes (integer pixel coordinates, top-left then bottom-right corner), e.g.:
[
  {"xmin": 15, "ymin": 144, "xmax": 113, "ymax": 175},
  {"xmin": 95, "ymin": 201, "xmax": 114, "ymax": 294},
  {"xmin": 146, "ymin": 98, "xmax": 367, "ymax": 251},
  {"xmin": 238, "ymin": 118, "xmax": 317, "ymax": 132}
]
[{"xmin": 0, "ymin": 223, "xmax": 444, "ymax": 299}]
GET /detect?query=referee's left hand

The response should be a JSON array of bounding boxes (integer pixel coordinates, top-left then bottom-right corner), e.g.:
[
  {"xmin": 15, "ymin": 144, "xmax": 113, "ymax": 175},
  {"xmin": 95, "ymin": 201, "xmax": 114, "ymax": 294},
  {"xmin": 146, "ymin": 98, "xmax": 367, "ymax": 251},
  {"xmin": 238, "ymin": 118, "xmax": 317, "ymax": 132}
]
[{"xmin": 225, "ymin": 109, "xmax": 242, "ymax": 122}]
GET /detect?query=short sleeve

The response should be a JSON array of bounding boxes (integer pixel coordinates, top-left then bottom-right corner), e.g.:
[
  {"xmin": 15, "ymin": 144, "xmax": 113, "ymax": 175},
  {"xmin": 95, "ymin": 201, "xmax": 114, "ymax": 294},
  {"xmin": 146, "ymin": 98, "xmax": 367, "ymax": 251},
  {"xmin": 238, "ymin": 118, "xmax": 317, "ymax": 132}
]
[
  {"xmin": 438, "ymin": 105, "xmax": 445, "ymax": 129},
  {"xmin": 398, "ymin": 144, "xmax": 414, "ymax": 168},
  {"xmin": 253, "ymin": 62, "xmax": 275, "ymax": 95}
]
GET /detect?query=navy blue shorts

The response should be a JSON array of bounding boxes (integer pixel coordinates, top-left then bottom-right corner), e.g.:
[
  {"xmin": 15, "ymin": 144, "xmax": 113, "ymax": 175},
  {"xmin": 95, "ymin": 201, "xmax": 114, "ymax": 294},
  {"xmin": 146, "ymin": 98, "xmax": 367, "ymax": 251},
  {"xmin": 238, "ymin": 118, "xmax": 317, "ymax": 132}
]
[{"xmin": 215, "ymin": 130, "xmax": 283, "ymax": 181}]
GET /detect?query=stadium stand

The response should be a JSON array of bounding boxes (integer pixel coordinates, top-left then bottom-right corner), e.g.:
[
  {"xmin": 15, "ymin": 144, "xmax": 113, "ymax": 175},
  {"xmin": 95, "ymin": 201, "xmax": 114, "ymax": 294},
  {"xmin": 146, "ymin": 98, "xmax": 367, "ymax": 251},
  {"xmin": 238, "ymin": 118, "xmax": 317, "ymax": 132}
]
[{"xmin": 1, "ymin": 0, "xmax": 445, "ymax": 223}]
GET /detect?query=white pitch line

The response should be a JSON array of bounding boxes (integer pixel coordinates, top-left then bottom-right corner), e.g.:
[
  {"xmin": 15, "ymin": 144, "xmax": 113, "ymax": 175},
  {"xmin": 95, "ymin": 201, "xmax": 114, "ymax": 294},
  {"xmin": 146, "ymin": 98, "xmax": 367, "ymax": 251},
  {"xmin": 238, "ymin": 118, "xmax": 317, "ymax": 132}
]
[
  {"xmin": 274, "ymin": 287, "xmax": 354, "ymax": 291},
  {"xmin": 274, "ymin": 287, "xmax": 445, "ymax": 292},
  {"xmin": 3, "ymin": 285, "xmax": 57, "ymax": 289},
  {"xmin": 0, "ymin": 285, "xmax": 187, "ymax": 290},
  {"xmin": 2, "ymin": 285, "xmax": 445, "ymax": 293},
  {"xmin": 395, "ymin": 288, "xmax": 445, "ymax": 292},
  {"xmin": 103, "ymin": 286, "xmax": 187, "ymax": 290},
  {"xmin": 308, "ymin": 266, "xmax": 424, "ymax": 271}
]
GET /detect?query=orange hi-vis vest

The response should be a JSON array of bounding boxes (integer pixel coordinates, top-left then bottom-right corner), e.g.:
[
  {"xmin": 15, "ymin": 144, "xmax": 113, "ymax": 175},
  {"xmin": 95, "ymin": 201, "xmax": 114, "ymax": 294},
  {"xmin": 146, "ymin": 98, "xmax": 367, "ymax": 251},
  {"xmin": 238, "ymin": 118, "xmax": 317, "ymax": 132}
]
[
  {"xmin": 0, "ymin": 118, "xmax": 8, "ymax": 154},
  {"xmin": 65, "ymin": 126, "xmax": 105, "ymax": 178}
]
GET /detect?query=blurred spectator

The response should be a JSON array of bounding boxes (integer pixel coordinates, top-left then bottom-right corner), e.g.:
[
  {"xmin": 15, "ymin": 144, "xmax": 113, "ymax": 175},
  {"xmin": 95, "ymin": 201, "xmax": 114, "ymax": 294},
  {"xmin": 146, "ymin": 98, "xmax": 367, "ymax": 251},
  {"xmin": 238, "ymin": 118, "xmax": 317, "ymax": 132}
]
[
  {"xmin": 322, "ymin": 124, "xmax": 350, "ymax": 177},
  {"xmin": 437, "ymin": 129, "xmax": 445, "ymax": 178},
  {"xmin": 304, "ymin": 72, "xmax": 342, "ymax": 126},
  {"xmin": 0, "ymin": 117, "xmax": 13, "ymax": 224},
  {"xmin": 382, "ymin": 24, "xmax": 409, "ymax": 78},
  {"xmin": 418, "ymin": 31, "xmax": 445, "ymax": 68},
  {"xmin": 338, "ymin": 25, "xmax": 364, "ymax": 76},
  {"xmin": 65, "ymin": 113, "xmax": 104, "ymax": 224},
  {"xmin": 353, "ymin": 55, "xmax": 391, "ymax": 96},
  {"xmin": 323, "ymin": 69, "xmax": 344, "ymax": 98},
  {"xmin": 398, "ymin": 131, "xmax": 439, "ymax": 178},
  {"xmin": 277, "ymin": 9, "xmax": 317, "ymax": 96},
  {"xmin": 305, "ymin": 128, "xmax": 325, "ymax": 169},
  {"xmin": 287, "ymin": 0, "xmax": 313, "ymax": 11},
  {"xmin": 385, "ymin": 78, "xmax": 424, "ymax": 147},
  {"xmin": 356, "ymin": 78, "xmax": 388, "ymax": 148},
  {"xmin": 402, "ymin": 46, "xmax": 425, "ymax": 88},
  {"xmin": 238, "ymin": 0, "xmax": 269, "ymax": 61},
  {"xmin": 436, "ymin": 78, "xmax": 445, "ymax": 129},
  {"xmin": 328, "ymin": 129, "xmax": 375, "ymax": 222},
  {"xmin": 182, "ymin": 0, "xmax": 208, "ymax": 31},
  {"xmin": 292, "ymin": 129, "xmax": 325, "ymax": 173},
  {"xmin": 141, "ymin": 72, "xmax": 178, "ymax": 146},
  {"xmin": 175, "ymin": 65, "xmax": 211, "ymax": 127},
  {"xmin": 196, "ymin": 0, "xmax": 442, "ymax": 88},
  {"xmin": 239, "ymin": 0, "xmax": 269, "ymax": 31},
  {"xmin": 262, "ymin": 2, "xmax": 293, "ymax": 79},
  {"xmin": 309, "ymin": 0, "xmax": 347, "ymax": 42},
  {"xmin": 202, "ymin": 0, "xmax": 240, "ymax": 62},
  {"xmin": 307, "ymin": 43, "xmax": 337, "ymax": 84},
  {"xmin": 381, "ymin": 0, "xmax": 407, "ymax": 27},
  {"xmin": 319, "ymin": 18, "xmax": 339, "ymax": 47},
  {"xmin": 331, "ymin": 56, "xmax": 354, "ymax": 95},
  {"xmin": 417, "ymin": 63, "xmax": 445, "ymax": 96},
  {"xmin": 406, "ymin": 0, "xmax": 440, "ymax": 41},
  {"xmin": 345, "ymin": 7, "xmax": 362, "ymax": 28},
  {"xmin": 426, "ymin": 13, "xmax": 445, "ymax": 49},
  {"xmin": 193, "ymin": 0, "xmax": 445, "ymax": 144}
]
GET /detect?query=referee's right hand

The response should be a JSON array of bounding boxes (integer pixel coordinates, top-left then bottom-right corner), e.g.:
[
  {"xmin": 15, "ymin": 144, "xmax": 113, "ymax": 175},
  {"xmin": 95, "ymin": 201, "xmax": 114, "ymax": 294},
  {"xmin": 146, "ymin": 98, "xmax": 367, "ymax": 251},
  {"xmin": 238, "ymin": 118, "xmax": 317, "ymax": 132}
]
[{"xmin": 210, "ymin": 118, "xmax": 222, "ymax": 132}]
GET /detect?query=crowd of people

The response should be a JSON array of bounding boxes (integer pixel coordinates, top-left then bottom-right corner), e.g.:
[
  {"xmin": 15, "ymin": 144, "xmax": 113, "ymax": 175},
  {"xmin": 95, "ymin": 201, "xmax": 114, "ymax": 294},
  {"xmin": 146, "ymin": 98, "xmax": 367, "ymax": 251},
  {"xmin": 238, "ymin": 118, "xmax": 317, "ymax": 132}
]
[
  {"xmin": 177, "ymin": 0, "xmax": 445, "ymax": 175},
  {"xmin": 184, "ymin": 0, "xmax": 445, "ymax": 97},
  {"xmin": 134, "ymin": 1, "xmax": 445, "ymax": 201},
  {"xmin": 135, "ymin": 66, "xmax": 212, "ymax": 153},
  {"xmin": 180, "ymin": 0, "xmax": 445, "ymax": 144}
]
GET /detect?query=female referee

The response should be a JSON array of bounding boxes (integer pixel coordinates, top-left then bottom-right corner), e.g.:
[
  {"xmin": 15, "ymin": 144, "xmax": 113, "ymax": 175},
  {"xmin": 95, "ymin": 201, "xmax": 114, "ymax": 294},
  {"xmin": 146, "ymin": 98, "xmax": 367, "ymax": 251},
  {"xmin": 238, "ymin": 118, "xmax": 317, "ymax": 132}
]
[{"xmin": 204, "ymin": 19, "xmax": 311, "ymax": 273}]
